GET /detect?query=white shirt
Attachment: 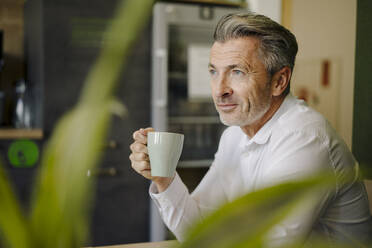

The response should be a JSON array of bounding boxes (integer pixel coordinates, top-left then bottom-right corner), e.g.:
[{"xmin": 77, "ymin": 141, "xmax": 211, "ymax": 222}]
[{"xmin": 149, "ymin": 94, "xmax": 372, "ymax": 246}]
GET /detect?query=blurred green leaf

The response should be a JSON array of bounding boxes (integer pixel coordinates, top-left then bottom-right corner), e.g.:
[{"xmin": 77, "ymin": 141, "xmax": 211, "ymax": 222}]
[
  {"xmin": 28, "ymin": 0, "xmax": 154, "ymax": 245},
  {"xmin": 179, "ymin": 174, "xmax": 337, "ymax": 248},
  {"xmin": 29, "ymin": 102, "xmax": 113, "ymax": 247},
  {"xmin": 81, "ymin": 0, "xmax": 154, "ymax": 104},
  {"xmin": 0, "ymin": 164, "xmax": 31, "ymax": 248}
]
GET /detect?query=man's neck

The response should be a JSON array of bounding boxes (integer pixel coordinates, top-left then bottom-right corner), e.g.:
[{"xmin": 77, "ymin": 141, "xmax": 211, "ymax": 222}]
[{"xmin": 241, "ymin": 96, "xmax": 286, "ymax": 138}]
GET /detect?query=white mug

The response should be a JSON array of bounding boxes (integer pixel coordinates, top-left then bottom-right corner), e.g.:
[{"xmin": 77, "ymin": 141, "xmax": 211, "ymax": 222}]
[{"xmin": 147, "ymin": 132, "xmax": 184, "ymax": 177}]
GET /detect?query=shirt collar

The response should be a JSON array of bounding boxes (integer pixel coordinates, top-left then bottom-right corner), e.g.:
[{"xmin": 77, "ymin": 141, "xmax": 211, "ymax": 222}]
[{"xmin": 239, "ymin": 93, "xmax": 297, "ymax": 148}]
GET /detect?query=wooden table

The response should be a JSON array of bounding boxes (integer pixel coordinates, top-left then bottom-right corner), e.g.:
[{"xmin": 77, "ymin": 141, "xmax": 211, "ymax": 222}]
[{"xmin": 87, "ymin": 240, "xmax": 178, "ymax": 248}]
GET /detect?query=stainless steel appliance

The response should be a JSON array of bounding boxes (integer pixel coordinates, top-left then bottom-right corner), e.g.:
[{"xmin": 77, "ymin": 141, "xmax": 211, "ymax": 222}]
[{"xmin": 151, "ymin": 1, "xmax": 243, "ymax": 241}]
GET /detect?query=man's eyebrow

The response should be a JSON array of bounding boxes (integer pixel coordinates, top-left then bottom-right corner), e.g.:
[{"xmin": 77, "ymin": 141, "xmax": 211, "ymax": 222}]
[
  {"xmin": 208, "ymin": 63, "xmax": 215, "ymax": 68},
  {"xmin": 228, "ymin": 64, "xmax": 253, "ymax": 71},
  {"xmin": 227, "ymin": 64, "xmax": 240, "ymax": 70},
  {"xmin": 208, "ymin": 63, "xmax": 253, "ymax": 71}
]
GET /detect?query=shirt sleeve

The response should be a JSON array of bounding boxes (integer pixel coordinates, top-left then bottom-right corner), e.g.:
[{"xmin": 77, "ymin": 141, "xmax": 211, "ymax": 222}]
[{"xmin": 149, "ymin": 162, "xmax": 228, "ymax": 241}]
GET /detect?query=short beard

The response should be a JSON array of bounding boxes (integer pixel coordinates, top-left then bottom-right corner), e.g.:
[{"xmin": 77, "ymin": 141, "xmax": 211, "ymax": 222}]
[
  {"xmin": 218, "ymin": 99, "xmax": 271, "ymax": 127},
  {"xmin": 218, "ymin": 80, "xmax": 273, "ymax": 127}
]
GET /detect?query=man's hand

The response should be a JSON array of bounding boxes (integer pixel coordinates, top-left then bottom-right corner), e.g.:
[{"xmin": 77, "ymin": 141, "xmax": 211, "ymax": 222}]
[{"xmin": 129, "ymin": 127, "xmax": 174, "ymax": 193}]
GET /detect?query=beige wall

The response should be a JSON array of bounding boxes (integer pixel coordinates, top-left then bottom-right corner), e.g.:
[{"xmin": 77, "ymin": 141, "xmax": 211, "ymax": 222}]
[{"xmin": 289, "ymin": 0, "xmax": 357, "ymax": 148}]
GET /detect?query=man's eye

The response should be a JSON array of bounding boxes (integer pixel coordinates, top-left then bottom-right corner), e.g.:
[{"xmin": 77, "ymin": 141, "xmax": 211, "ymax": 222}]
[
  {"xmin": 209, "ymin": 69, "xmax": 217, "ymax": 75},
  {"xmin": 232, "ymin": 70, "xmax": 244, "ymax": 76}
]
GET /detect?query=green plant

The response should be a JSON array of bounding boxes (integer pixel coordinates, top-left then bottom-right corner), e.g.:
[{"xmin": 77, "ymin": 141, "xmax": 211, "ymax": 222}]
[
  {"xmin": 178, "ymin": 172, "xmax": 368, "ymax": 248},
  {"xmin": 0, "ymin": 0, "xmax": 153, "ymax": 247}
]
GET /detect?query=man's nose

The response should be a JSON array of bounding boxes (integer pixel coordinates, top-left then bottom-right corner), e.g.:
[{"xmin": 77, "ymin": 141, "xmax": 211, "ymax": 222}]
[{"xmin": 216, "ymin": 76, "xmax": 233, "ymax": 97}]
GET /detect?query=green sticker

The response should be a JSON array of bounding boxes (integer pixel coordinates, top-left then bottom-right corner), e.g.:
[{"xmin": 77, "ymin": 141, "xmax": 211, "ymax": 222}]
[{"xmin": 8, "ymin": 140, "xmax": 39, "ymax": 168}]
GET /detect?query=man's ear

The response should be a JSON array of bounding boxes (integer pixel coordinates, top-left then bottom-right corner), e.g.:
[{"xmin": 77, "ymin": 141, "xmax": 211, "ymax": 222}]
[{"xmin": 271, "ymin": 66, "xmax": 291, "ymax": 96}]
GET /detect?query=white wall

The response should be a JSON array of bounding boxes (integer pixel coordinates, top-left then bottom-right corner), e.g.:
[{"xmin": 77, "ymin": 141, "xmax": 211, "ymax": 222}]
[{"xmin": 290, "ymin": 0, "xmax": 357, "ymax": 148}]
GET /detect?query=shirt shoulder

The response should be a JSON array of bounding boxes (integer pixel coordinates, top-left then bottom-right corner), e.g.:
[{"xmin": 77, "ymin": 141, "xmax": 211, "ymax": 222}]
[
  {"xmin": 276, "ymin": 99, "xmax": 329, "ymax": 137},
  {"xmin": 272, "ymin": 98, "xmax": 356, "ymax": 178}
]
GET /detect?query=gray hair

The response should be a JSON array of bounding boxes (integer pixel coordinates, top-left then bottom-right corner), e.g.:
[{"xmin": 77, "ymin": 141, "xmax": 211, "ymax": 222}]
[{"xmin": 214, "ymin": 12, "xmax": 298, "ymax": 95}]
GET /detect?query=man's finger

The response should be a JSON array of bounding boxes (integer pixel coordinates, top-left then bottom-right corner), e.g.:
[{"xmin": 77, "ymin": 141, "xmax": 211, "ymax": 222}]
[
  {"xmin": 133, "ymin": 152, "xmax": 149, "ymax": 161},
  {"xmin": 130, "ymin": 142, "xmax": 148, "ymax": 154},
  {"xmin": 140, "ymin": 127, "xmax": 155, "ymax": 136},
  {"xmin": 134, "ymin": 160, "xmax": 150, "ymax": 172},
  {"xmin": 133, "ymin": 130, "xmax": 147, "ymax": 144}
]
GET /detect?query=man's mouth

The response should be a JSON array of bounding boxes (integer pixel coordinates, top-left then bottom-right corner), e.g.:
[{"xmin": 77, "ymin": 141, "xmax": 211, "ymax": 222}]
[{"xmin": 217, "ymin": 103, "xmax": 238, "ymax": 112}]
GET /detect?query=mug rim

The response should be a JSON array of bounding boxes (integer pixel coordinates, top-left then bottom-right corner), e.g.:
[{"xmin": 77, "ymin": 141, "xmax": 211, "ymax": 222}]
[{"xmin": 148, "ymin": 131, "xmax": 184, "ymax": 136}]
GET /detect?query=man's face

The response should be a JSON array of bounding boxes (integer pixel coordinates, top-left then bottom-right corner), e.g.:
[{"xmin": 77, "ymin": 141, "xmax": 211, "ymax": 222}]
[{"xmin": 209, "ymin": 37, "xmax": 274, "ymax": 127}]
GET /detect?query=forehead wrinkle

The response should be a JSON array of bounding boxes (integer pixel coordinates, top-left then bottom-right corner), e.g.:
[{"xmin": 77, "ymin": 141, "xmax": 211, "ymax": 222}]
[
  {"xmin": 211, "ymin": 50, "xmax": 255, "ymax": 72},
  {"xmin": 210, "ymin": 40, "xmax": 261, "ymax": 72}
]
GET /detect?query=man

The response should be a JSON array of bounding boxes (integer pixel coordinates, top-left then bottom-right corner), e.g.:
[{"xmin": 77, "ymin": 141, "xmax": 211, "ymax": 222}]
[{"xmin": 129, "ymin": 13, "xmax": 372, "ymax": 246}]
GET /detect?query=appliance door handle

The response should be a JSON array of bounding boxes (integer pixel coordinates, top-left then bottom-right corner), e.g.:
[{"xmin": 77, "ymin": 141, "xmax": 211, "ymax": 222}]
[{"xmin": 154, "ymin": 48, "xmax": 167, "ymax": 108}]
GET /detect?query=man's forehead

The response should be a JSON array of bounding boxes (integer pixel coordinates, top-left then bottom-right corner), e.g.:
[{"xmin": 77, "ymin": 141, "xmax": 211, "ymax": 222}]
[{"xmin": 209, "ymin": 37, "xmax": 261, "ymax": 67}]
